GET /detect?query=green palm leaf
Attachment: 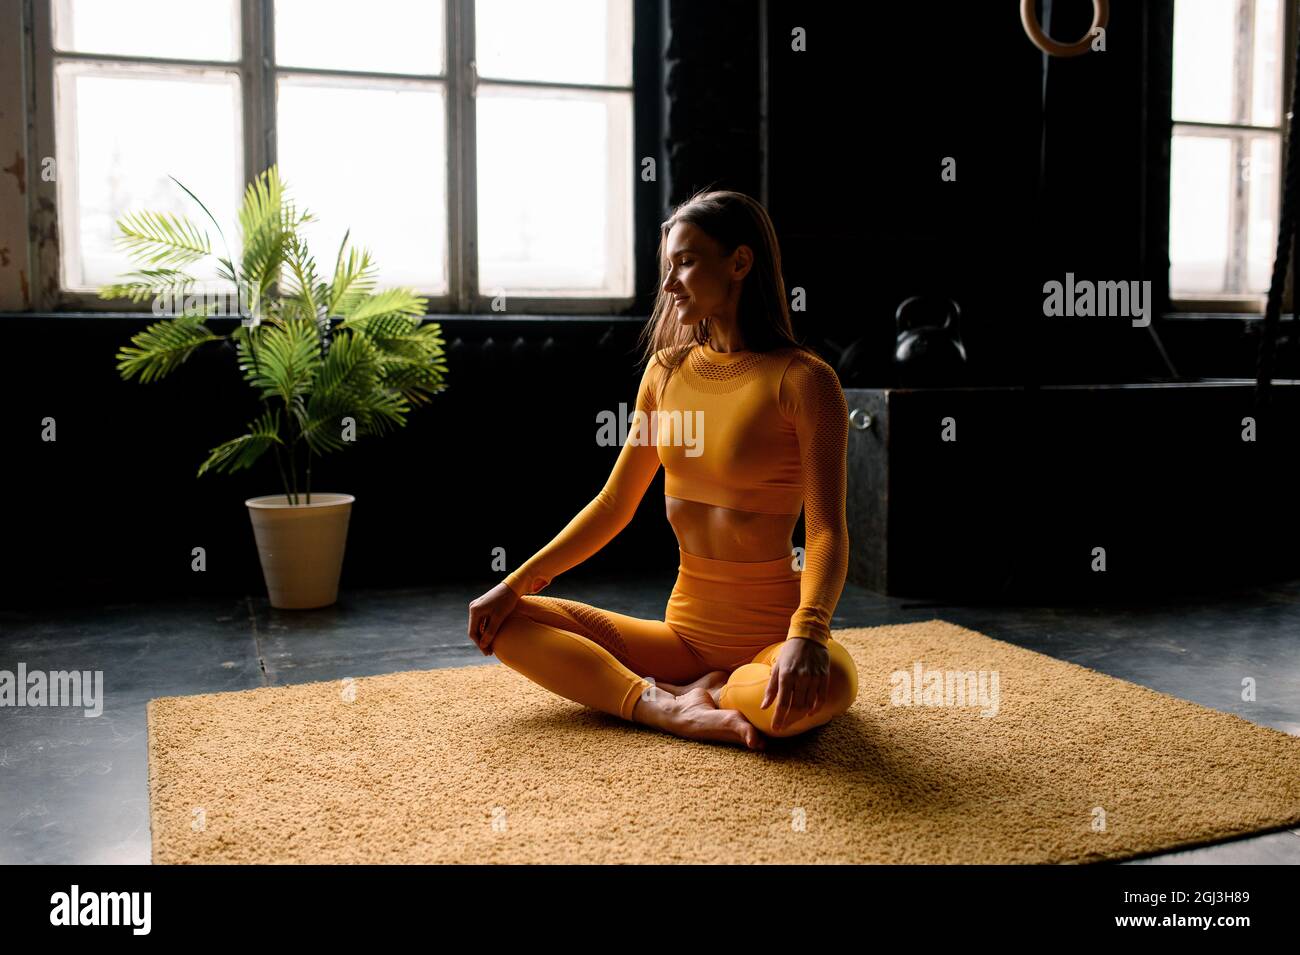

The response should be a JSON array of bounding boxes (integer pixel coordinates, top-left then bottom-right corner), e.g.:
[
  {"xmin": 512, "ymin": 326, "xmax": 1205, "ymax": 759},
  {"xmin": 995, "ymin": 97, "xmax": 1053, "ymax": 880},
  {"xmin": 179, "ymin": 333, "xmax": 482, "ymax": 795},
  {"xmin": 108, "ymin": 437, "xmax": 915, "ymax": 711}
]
[
  {"xmin": 116, "ymin": 313, "xmax": 221, "ymax": 383},
  {"xmin": 237, "ymin": 166, "xmax": 286, "ymax": 243},
  {"xmin": 379, "ymin": 353, "xmax": 450, "ymax": 407},
  {"xmin": 237, "ymin": 167, "xmax": 316, "ymax": 312},
  {"xmin": 299, "ymin": 332, "xmax": 411, "ymax": 453},
  {"xmin": 282, "ymin": 232, "xmax": 323, "ymax": 325},
  {"xmin": 360, "ymin": 318, "xmax": 449, "ymax": 405},
  {"xmin": 98, "ymin": 268, "xmax": 197, "ymax": 304},
  {"xmin": 236, "ymin": 318, "xmax": 322, "ymax": 407},
  {"xmin": 328, "ymin": 239, "xmax": 378, "ymax": 316},
  {"xmin": 337, "ymin": 288, "xmax": 426, "ymax": 327},
  {"xmin": 197, "ymin": 407, "xmax": 285, "ymax": 476},
  {"xmin": 115, "ymin": 210, "xmax": 212, "ymax": 268}
]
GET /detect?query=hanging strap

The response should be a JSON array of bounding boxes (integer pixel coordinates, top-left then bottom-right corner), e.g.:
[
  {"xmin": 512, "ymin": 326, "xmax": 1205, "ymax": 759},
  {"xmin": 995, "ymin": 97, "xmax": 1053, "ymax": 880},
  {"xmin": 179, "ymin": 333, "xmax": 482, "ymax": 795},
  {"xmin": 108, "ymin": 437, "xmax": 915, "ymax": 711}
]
[
  {"xmin": 1256, "ymin": 8, "xmax": 1300, "ymax": 413},
  {"xmin": 1037, "ymin": 0, "xmax": 1053, "ymax": 209}
]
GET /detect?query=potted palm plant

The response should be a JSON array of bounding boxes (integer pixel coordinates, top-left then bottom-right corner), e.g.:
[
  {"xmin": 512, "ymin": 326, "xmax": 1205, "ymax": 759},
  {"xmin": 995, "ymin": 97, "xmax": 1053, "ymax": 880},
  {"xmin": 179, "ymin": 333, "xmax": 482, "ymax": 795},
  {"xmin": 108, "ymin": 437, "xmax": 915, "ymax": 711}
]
[{"xmin": 100, "ymin": 164, "xmax": 448, "ymax": 609}]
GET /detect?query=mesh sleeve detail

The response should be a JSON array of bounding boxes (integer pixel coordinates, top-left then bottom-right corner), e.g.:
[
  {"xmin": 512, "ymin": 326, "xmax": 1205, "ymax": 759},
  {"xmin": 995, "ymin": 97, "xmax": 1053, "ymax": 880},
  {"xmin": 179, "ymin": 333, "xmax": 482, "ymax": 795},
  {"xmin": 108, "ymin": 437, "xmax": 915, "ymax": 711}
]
[
  {"xmin": 503, "ymin": 352, "xmax": 664, "ymax": 597},
  {"xmin": 778, "ymin": 352, "xmax": 850, "ymax": 645}
]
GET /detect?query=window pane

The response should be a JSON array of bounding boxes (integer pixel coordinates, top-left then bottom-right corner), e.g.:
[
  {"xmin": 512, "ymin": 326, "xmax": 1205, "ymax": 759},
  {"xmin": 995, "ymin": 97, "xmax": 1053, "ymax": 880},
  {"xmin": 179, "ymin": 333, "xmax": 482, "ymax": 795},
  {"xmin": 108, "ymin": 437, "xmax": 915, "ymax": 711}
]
[
  {"xmin": 476, "ymin": 88, "xmax": 633, "ymax": 295},
  {"xmin": 277, "ymin": 77, "xmax": 447, "ymax": 292},
  {"xmin": 1172, "ymin": 0, "xmax": 1236, "ymax": 124},
  {"xmin": 1169, "ymin": 132, "xmax": 1232, "ymax": 294},
  {"xmin": 55, "ymin": 63, "xmax": 243, "ymax": 291},
  {"xmin": 54, "ymin": 0, "xmax": 239, "ymax": 61},
  {"xmin": 1245, "ymin": 134, "xmax": 1280, "ymax": 292},
  {"xmin": 275, "ymin": 0, "xmax": 444, "ymax": 75},
  {"xmin": 1252, "ymin": 0, "xmax": 1283, "ymax": 126},
  {"xmin": 476, "ymin": 0, "xmax": 632, "ymax": 86}
]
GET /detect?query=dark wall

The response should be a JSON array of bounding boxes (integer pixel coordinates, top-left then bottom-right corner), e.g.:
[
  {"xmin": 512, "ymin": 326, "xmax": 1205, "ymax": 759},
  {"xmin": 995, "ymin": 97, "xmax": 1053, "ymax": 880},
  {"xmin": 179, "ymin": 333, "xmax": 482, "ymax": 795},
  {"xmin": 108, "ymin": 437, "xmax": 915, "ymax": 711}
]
[
  {"xmin": 760, "ymin": 0, "xmax": 1178, "ymax": 387},
  {"xmin": 1, "ymin": 0, "xmax": 1290, "ymax": 609},
  {"xmin": 0, "ymin": 316, "xmax": 669, "ymax": 610}
]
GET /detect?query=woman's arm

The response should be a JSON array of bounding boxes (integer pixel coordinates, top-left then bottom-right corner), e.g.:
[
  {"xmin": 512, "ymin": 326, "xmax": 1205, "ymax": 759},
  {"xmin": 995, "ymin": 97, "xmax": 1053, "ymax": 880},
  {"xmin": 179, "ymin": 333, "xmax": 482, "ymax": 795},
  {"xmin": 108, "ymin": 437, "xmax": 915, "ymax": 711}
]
[
  {"xmin": 502, "ymin": 353, "xmax": 665, "ymax": 597},
  {"xmin": 778, "ymin": 351, "xmax": 850, "ymax": 646}
]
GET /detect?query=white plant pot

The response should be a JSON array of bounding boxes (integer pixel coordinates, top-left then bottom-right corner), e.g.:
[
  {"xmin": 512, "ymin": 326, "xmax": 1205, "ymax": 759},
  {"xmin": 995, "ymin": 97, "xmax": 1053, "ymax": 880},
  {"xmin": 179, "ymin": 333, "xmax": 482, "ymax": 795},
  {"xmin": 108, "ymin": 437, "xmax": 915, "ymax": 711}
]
[{"xmin": 246, "ymin": 493, "xmax": 355, "ymax": 609}]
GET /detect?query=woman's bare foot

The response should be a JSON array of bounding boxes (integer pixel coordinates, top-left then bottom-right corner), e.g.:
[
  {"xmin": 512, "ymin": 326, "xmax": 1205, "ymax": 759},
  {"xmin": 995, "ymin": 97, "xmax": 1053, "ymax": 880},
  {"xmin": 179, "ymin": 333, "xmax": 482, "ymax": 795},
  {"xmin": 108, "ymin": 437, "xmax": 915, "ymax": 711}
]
[
  {"xmin": 654, "ymin": 670, "xmax": 730, "ymax": 699},
  {"xmin": 633, "ymin": 687, "xmax": 765, "ymax": 751}
]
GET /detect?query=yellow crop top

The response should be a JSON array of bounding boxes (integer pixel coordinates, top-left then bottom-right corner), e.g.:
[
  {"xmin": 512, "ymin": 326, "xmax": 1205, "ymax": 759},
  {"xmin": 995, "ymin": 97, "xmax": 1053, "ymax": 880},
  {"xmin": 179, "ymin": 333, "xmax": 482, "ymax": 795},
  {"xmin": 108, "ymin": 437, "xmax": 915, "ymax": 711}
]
[{"xmin": 502, "ymin": 341, "xmax": 850, "ymax": 646}]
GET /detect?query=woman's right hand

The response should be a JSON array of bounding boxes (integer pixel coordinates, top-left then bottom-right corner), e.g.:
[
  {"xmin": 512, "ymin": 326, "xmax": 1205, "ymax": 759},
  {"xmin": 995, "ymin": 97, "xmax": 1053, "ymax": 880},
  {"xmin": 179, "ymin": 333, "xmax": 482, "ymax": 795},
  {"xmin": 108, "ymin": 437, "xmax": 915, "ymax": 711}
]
[{"xmin": 468, "ymin": 581, "xmax": 522, "ymax": 655}]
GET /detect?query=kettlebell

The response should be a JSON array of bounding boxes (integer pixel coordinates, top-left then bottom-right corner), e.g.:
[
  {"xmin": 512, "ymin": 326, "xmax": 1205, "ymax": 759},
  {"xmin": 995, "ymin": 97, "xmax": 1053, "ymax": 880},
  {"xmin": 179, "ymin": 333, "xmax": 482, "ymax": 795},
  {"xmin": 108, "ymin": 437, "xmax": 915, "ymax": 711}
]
[{"xmin": 894, "ymin": 295, "xmax": 968, "ymax": 386}]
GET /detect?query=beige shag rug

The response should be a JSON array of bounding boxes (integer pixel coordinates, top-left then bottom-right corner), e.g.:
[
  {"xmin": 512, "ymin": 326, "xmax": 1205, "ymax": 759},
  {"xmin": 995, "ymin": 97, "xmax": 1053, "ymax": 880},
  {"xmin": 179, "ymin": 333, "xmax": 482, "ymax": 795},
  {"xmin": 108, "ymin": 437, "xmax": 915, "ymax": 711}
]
[{"xmin": 146, "ymin": 619, "xmax": 1300, "ymax": 864}]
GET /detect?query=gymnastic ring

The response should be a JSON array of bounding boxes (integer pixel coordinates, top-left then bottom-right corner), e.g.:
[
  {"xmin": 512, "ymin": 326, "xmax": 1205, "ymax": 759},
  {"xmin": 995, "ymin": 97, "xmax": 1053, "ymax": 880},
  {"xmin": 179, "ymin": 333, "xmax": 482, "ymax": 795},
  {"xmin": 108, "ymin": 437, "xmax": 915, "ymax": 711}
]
[{"xmin": 1020, "ymin": 0, "xmax": 1108, "ymax": 58}]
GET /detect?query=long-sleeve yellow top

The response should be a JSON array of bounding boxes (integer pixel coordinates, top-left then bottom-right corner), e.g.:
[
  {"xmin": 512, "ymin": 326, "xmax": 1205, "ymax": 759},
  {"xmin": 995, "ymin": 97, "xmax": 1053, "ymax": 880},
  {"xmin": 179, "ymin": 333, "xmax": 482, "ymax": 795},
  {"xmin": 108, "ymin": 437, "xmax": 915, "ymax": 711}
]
[{"xmin": 502, "ymin": 340, "xmax": 850, "ymax": 646}]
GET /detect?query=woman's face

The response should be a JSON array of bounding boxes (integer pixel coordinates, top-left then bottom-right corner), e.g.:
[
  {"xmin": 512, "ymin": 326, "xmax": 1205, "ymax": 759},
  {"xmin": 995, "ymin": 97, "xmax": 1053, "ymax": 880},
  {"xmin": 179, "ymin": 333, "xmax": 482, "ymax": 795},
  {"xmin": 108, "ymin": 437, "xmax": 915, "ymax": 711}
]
[{"xmin": 661, "ymin": 221, "xmax": 751, "ymax": 329}]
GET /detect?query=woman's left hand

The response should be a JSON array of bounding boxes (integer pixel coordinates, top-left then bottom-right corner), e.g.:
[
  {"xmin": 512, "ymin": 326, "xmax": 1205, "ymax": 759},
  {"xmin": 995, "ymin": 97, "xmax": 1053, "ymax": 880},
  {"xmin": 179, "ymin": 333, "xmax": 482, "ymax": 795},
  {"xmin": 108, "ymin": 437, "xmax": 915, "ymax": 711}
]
[{"xmin": 761, "ymin": 637, "xmax": 831, "ymax": 732}]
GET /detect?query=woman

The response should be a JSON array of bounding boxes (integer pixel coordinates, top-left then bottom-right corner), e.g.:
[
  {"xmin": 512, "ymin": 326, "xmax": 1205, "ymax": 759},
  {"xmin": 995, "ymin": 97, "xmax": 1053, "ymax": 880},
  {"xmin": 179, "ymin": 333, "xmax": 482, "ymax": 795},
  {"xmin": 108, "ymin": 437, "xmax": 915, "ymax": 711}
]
[{"xmin": 467, "ymin": 189, "xmax": 858, "ymax": 751}]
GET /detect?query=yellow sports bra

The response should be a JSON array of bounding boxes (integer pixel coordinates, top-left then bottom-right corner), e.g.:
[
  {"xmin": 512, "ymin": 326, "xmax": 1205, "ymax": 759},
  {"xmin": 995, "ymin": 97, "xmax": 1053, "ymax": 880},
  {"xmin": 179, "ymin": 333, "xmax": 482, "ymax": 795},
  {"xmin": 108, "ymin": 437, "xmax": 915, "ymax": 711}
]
[{"xmin": 502, "ymin": 341, "xmax": 850, "ymax": 646}]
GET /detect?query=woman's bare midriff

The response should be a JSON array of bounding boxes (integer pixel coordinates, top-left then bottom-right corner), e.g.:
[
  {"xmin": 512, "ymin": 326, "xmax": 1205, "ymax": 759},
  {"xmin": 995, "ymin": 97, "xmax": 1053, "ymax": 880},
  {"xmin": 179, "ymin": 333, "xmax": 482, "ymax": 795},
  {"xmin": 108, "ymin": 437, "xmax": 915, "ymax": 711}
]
[{"xmin": 664, "ymin": 494, "xmax": 797, "ymax": 561}]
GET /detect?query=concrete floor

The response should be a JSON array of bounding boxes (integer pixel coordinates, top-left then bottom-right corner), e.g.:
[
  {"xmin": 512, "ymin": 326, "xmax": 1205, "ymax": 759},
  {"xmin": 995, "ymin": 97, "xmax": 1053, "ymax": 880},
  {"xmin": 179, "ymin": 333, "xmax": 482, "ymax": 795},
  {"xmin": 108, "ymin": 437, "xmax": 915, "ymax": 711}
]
[{"xmin": 2, "ymin": 569, "xmax": 1299, "ymax": 865}]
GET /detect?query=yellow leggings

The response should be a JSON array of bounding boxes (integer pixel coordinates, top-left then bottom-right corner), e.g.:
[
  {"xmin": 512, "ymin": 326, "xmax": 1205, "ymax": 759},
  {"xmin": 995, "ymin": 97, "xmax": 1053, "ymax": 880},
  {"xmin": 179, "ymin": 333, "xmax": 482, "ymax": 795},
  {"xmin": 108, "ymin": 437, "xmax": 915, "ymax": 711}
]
[{"xmin": 491, "ymin": 547, "xmax": 858, "ymax": 738}]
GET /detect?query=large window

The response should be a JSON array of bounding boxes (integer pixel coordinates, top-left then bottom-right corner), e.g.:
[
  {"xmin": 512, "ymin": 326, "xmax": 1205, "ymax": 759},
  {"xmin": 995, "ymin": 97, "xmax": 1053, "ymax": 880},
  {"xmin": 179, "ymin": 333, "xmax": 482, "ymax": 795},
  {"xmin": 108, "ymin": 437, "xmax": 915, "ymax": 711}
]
[
  {"xmin": 30, "ymin": 0, "xmax": 636, "ymax": 312},
  {"xmin": 1169, "ymin": 0, "xmax": 1289, "ymax": 310}
]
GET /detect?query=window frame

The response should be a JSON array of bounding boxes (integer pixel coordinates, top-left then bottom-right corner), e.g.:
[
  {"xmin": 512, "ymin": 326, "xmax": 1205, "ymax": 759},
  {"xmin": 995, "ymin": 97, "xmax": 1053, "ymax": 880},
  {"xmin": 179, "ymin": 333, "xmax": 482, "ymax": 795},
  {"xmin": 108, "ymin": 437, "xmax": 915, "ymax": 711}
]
[
  {"xmin": 23, "ymin": 0, "xmax": 642, "ymax": 315},
  {"xmin": 1168, "ymin": 0, "xmax": 1296, "ymax": 314}
]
